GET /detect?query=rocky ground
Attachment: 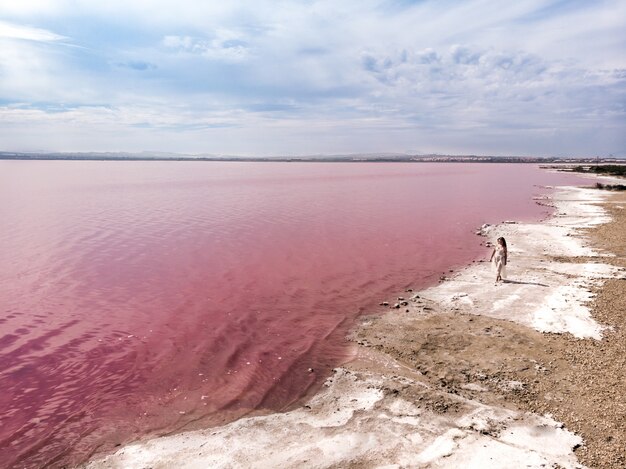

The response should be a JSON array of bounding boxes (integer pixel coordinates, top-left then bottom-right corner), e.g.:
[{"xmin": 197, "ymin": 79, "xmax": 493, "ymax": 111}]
[{"xmin": 566, "ymin": 193, "xmax": 626, "ymax": 467}]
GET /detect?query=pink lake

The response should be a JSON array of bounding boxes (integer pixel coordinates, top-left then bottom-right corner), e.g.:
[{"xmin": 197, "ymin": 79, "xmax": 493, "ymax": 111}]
[{"xmin": 0, "ymin": 162, "xmax": 587, "ymax": 468}]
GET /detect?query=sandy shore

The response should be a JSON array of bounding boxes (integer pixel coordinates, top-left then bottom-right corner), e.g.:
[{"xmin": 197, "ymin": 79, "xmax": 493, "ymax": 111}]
[{"xmin": 84, "ymin": 181, "xmax": 625, "ymax": 469}]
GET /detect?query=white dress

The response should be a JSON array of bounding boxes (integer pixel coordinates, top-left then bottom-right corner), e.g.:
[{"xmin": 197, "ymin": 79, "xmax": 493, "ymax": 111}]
[{"xmin": 492, "ymin": 246, "xmax": 507, "ymax": 279}]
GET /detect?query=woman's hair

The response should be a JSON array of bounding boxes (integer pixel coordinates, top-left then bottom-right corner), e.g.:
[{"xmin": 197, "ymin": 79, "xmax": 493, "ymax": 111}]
[{"xmin": 497, "ymin": 237, "xmax": 507, "ymax": 249}]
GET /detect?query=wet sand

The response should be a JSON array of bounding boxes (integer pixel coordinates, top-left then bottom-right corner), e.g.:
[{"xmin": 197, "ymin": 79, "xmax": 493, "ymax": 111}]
[{"xmin": 84, "ymin": 183, "xmax": 625, "ymax": 469}]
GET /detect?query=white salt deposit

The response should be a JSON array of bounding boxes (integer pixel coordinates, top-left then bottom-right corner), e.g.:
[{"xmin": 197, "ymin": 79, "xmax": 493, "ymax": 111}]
[
  {"xmin": 422, "ymin": 186, "xmax": 620, "ymax": 339},
  {"xmin": 85, "ymin": 369, "xmax": 585, "ymax": 469}
]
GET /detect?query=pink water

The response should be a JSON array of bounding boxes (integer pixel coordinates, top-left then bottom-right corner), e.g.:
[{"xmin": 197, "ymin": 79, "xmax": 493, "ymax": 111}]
[{"xmin": 0, "ymin": 162, "xmax": 587, "ymax": 468}]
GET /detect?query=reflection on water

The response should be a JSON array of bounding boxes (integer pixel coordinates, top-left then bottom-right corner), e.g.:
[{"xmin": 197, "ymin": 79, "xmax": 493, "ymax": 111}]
[{"xmin": 0, "ymin": 161, "xmax": 587, "ymax": 468}]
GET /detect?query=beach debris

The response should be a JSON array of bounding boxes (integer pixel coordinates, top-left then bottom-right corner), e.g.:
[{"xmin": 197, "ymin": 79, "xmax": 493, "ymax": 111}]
[
  {"xmin": 476, "ymin": 223, "xmax": 491, "ymax": 236},
  {"xmin": 406, "ymin": 288, "xmax": 413, "ymax": 292},
  {"xmin": 380, "ymin": 301, "xmax": 389, "ymax": 306},
  {"xmin": 308, "ymin": 368, "xmax": 315, "ymax": 373},
  {"xmin": 397, "ymin": 297, "xmax": 405, "ymax": 301},
  {"xmin": 393, "ymin": 303, "xmax": 400, "ymax": 309}
]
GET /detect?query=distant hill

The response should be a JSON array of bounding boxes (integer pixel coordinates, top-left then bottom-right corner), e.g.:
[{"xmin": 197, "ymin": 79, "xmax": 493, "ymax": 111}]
[{"xmin": 1, "ymin": 151, "xmax": 624, "ymax": 163}]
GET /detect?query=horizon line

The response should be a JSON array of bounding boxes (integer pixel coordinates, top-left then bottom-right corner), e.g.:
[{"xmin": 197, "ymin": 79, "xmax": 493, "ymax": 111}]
[{"xmin": 1, "ymin": 150, "xmax": 624, "ymax": 160}]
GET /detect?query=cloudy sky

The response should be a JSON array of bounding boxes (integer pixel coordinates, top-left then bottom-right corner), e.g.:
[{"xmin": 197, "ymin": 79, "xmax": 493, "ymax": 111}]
[{"xmin": 0, "ymin": 0, "xmax": 624, "ymax": 156}]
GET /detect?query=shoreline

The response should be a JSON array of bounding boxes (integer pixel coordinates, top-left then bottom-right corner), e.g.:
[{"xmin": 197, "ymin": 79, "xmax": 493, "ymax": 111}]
[{"xmin": 83, "ymin": 180, "xmax": 625, "ymax": 468}]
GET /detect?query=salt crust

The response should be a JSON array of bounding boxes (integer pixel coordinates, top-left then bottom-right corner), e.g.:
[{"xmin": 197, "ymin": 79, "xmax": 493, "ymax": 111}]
[
  {"xmin": 85, "ymin": 185, "xmax": 614, "ymax": 469},
  {"xmin": 85, "ymin": 369, "xmax": 584, "ymax": 469},
  {"xmin": 423, "ymin": 186, "xmax": 622, "ymax": 339}
]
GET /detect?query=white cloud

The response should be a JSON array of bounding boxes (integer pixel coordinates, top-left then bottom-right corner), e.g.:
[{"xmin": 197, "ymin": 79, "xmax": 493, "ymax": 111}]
[
  {"xmin": 0, "ymin": 20, "xmax": 65, "ymax": 42},
  {"xmin": 0, "ymin": 1, "xmax": 68, "ymax": 16},
  {"xmin": 0, "ymin": 0, "xmax": 624, "ymax": 155},
  {"xmin": 161, "ymin": 31, "xmax": 251, "ymax": 61}
]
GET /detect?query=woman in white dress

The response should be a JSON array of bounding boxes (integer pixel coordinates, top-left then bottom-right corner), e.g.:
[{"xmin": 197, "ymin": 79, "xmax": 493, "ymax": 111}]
[{"xmin": 490, "ymin": 237, "xmax": 507, "ymax": 282}]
